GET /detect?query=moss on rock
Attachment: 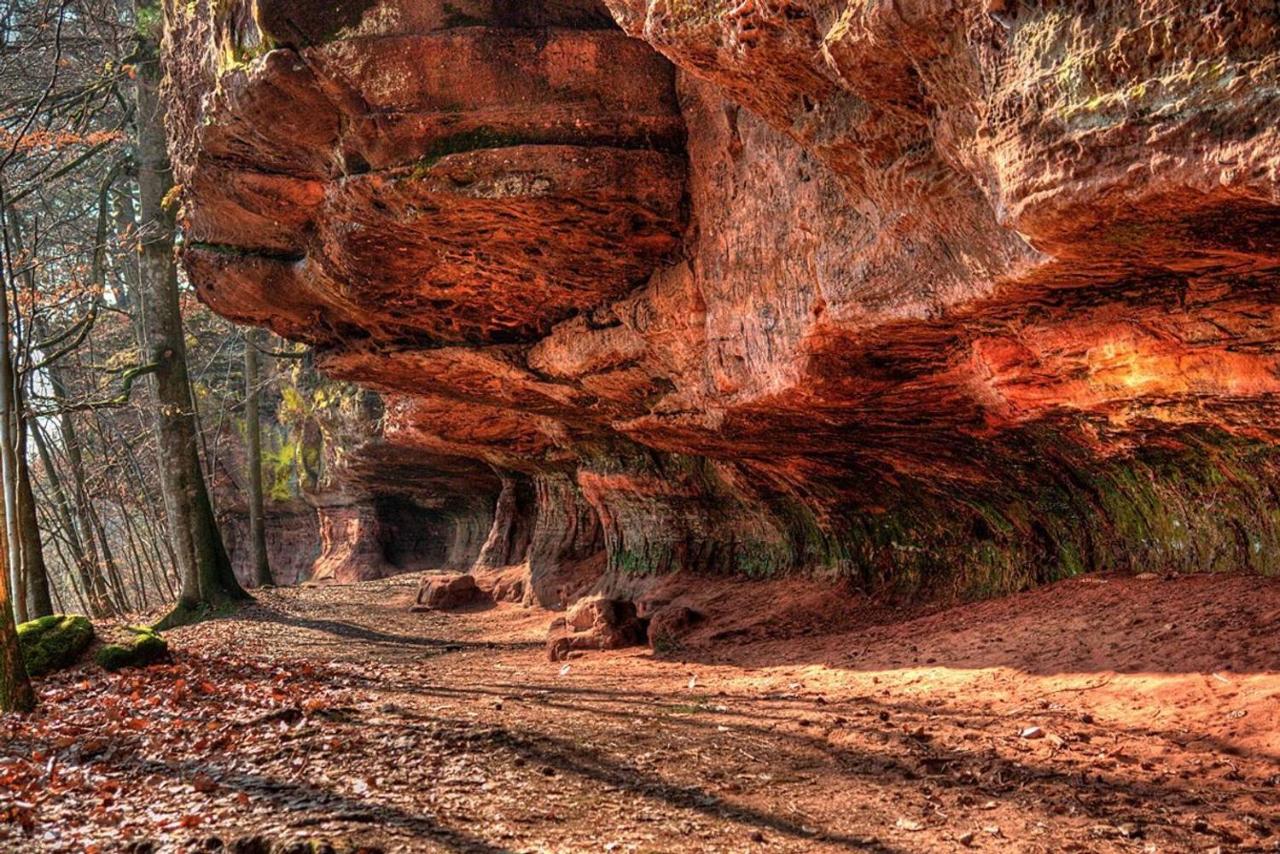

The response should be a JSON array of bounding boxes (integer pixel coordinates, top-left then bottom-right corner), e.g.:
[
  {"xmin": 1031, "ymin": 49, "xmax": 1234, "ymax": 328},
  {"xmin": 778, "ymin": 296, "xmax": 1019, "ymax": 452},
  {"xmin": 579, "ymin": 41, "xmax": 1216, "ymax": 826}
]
[
  {"xmin": 17, "ymin": 614, "xmax": 95, "ymax": 676},
  {"xmin": 96, "ymin": 626, "xmax": 170, "ymax": 671}
]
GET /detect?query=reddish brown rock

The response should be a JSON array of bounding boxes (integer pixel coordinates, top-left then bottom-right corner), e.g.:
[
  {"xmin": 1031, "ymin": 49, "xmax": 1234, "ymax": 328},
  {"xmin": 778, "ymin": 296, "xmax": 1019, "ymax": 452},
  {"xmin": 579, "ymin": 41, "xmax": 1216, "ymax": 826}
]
[
  {"xmin": 413, "ymin": 573, "xmax": 483, "ymax": 611},
  {"xmin": 221, "ymin": 505, "xmax": 321, "ymax": 588},
  {"xmin": 472, "ymin": 565, "xmax": 529, "ymax": 604},
  {"xmin": 646, "ymin": 605, "xmax": 704, "ymax": 653},
  {"xmin": 310, "ymin": 503, "xmax": 393, "ymax": 584},
  {"xmin": 546, "ymin": 596, "xmax": 647, "ymax": 661},
  {"xmin": 165, "ymin": 2, "xmax": 686, "ymax": 350},
  {"xmin": 165, "ymin": 0, "xmax": 1280, "ymax": 605}
]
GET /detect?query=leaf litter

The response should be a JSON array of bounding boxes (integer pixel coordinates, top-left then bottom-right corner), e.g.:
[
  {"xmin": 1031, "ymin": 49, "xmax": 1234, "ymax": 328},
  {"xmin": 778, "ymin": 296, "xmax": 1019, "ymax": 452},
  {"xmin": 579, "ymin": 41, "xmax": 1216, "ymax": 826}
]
[{"xmin": 3, "ymin": 572, "xmax": 1280, "ymax": 852}]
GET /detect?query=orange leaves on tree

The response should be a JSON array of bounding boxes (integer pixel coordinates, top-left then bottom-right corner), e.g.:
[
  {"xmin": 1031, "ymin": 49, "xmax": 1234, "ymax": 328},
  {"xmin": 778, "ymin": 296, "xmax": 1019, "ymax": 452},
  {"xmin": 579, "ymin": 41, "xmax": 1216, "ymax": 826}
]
[{"xmin": 0, "ymin": 128, "xmax": 124, "ymax": 153}]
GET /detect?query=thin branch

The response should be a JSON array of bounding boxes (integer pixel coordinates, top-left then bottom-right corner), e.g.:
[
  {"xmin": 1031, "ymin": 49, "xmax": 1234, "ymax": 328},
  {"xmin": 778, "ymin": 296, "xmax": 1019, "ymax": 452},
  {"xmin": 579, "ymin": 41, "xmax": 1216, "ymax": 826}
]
[{"xmin": 27, "ymin": 361, "xmax": 160, "ymax": 415}]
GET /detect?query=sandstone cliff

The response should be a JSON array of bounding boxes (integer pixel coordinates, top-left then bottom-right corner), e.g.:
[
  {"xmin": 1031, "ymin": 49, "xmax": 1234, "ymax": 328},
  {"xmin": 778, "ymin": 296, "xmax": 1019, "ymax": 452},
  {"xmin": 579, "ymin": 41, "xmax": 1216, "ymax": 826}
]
[{"xmin": 164, "ymin": 0, "xmax": 1280, "ymax": 603}]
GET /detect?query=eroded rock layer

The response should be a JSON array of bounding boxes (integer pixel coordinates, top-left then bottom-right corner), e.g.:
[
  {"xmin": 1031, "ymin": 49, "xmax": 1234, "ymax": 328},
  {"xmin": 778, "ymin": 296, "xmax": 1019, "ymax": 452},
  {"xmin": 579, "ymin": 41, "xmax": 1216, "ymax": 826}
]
[{"xmin": 166, "ymin": 0, "xmax": 1280, "ymax": 601}]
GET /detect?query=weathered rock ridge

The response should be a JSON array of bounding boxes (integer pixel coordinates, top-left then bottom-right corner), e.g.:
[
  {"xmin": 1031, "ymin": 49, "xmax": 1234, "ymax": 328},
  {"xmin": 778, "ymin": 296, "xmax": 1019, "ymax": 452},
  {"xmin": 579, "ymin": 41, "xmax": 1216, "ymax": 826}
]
[{"xmin": 165, "ymin": 0, "xmax": 1280, "ymax": 602}]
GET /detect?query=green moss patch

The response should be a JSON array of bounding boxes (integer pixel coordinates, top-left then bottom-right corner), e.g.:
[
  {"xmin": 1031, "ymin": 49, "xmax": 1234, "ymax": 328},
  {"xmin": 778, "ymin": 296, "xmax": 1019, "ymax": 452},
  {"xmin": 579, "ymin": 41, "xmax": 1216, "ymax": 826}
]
[
  {"xmin": 18, "ymin": 614, "xmax": 95, "ymax": 676},
  {"xmin": 95, "ymin": 626, "xmax": 170, "ymax": 671}
]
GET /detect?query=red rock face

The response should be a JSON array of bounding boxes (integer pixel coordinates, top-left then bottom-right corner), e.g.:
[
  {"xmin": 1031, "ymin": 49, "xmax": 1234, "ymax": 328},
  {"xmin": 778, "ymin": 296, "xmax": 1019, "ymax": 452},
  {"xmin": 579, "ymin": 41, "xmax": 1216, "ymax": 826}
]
[
  {"xmin": 166, "ymin": 0, "xmax": 1280, "ymax": 600},
  {"xmin": 167, "ymin": 1, "xmax": 685, "ymax": 348},
  {"xmin": 222, "ymin": 506, "xmax": 321, "ymax": 587}
]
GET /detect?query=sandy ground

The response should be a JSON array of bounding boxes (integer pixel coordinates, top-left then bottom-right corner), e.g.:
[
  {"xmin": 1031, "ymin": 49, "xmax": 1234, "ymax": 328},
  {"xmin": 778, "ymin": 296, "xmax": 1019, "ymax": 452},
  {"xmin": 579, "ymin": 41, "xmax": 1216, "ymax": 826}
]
[{"xmin": 3, "ymin": 571, "xmax": 1279, "ymax": 853}]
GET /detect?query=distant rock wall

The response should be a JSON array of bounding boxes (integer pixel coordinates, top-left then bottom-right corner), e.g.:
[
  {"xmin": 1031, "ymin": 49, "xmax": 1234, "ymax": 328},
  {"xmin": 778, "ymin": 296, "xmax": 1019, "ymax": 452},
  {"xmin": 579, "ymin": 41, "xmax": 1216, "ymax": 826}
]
[
  {"xmin": 222, "ymin": 506, "xmax": 321, "ymax": 587},
  {"xmin": 166, "ymin": 0, "xmax": 1280, "ymax": 602}
]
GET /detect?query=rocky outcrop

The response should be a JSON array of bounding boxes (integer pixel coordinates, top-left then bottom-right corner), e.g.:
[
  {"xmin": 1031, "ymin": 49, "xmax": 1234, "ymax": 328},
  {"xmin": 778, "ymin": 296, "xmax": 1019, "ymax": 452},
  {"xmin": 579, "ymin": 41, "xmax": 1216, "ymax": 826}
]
[
  {"xmin": 413, "ymin": 572, "xmax": 483, "ymax": 611},
  {"xmin": 546, "ymin": 595, "xmax": 648, "ymax": 660},
  {"xmin": 221, "ymin": 503, "xmax": 321, "ymax": 587},
  {"xmin": 165, "ymin": 0, "xmax": 1280, "ymax": 604}
]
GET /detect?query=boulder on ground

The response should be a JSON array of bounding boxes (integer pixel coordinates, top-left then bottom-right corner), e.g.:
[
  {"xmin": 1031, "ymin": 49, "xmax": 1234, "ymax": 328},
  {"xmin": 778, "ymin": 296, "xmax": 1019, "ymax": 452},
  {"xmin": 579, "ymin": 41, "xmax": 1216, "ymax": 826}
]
[
  {"xmin": 473, "ymin": 564, "xmax": 527, "ymax": 604},
  {"xmin": 412, "ymin": 573, "xmax": 481, "ymax": 611},
  {"xmin": 96, "ymin": 626, "xmax": 169, "ymax": 671},
  {"xmin": 646, "ymin": 605, "xmax": 705, "ymax": 653},
  {"xmin": 18, "ymin": 614, "xmax": 95, "ymax": 676},
  {"xmin": 546, "ymin": 596, "xmax": 647, "ymax": 661}
]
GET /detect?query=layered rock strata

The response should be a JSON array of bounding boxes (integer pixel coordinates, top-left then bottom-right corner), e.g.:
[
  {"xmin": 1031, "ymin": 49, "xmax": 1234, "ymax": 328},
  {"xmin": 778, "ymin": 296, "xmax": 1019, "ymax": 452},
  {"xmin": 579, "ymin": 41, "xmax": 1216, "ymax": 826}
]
[{"xmin": 166, "ymin": 0, "xmax": 1280, "ymax": 603}]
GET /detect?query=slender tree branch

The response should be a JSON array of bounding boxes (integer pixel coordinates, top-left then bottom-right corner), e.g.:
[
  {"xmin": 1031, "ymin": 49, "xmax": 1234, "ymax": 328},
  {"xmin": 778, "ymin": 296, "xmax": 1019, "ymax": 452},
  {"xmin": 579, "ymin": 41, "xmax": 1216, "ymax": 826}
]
[{"xmin": 27, "ymin": 361, "xmax": 160, "ymax": 415}]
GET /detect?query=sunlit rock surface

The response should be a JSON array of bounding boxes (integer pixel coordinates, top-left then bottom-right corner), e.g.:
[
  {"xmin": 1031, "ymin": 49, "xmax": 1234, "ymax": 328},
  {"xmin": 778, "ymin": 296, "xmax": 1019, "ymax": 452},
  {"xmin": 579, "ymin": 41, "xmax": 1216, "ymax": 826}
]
[{"xmin": 166, "ymin": 0, "xmax": 1280, "ymax": 600}]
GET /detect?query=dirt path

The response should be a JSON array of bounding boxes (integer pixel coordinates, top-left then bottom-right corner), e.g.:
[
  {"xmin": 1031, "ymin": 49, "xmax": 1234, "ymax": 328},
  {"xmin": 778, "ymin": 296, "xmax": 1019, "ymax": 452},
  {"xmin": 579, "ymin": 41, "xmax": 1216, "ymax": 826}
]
[{"xmin": 4, "ymin": 572, "xmax": 1280, "ymax": 853}]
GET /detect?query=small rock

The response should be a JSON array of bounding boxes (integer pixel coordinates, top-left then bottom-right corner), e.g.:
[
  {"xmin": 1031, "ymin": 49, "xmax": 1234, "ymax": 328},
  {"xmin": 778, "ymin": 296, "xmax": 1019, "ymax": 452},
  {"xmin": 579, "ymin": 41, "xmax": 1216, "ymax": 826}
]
[
  {"xmin": 1117, "ymin": 823, "xmax": 1143, "ymax": 839},
  {"xmin": 1019, "ymin": 726, "xmax": 1045, "ymax": 739},
  {"xmin": 413, "ymin": 573, "xmax": 482, "ymax": 611},
  {"xmin": 957, "ymin": 831, "xmax": 975, "ymax": 847},
  {"xmin": 546, "ymin": 597, "xmax": 647, "ymax": 661},
  {"xmin": 896, "ymin": 818, "xmax": 925, "ymax": 832}
]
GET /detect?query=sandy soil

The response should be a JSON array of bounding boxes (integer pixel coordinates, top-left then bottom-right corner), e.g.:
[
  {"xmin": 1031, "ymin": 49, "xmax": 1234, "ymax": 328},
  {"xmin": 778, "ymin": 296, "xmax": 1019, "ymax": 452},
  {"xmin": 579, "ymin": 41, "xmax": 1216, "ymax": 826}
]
[{"xmin": 3, "ymin": 571, "xmax": 1279, "ymax": 853}]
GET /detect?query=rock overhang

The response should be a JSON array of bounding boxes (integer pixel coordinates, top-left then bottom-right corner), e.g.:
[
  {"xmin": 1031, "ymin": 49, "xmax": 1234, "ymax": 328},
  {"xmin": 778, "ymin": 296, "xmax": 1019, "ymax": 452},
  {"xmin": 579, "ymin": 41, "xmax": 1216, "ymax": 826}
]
[
  {"xmin": 167, "ymin": 0, "xmax": 1280, "ymax": 596},
  {"xmin": 169, "ymin": 0, "xmax": 688, "ymax": 349}
]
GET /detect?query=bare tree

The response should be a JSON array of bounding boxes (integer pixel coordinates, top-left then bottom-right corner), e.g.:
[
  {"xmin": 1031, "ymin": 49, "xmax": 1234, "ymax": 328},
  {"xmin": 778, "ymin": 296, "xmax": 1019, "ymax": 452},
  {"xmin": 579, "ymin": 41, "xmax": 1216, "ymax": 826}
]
[
  {"xmin": 244, "ymin": 329, "xmax": 273, "ymax": 587},
  {"xmin": 0, "ymin": 0, "xmax": 79, "ymax": 710},
  {"xmin": 0, "ymin": 0, "xmax": 317, "ymax": 645},
  {"xmin": 132, "ymin": 0, "xmax": 246, "ymax": 626}
]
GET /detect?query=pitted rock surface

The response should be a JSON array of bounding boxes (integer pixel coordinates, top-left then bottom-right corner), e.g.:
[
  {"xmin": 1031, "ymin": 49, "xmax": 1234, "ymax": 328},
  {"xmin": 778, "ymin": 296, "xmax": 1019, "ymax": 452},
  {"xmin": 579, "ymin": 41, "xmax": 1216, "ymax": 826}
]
[{"xmin": 166, "ymin": 0, "xmax": 1280, "ymax": 599}]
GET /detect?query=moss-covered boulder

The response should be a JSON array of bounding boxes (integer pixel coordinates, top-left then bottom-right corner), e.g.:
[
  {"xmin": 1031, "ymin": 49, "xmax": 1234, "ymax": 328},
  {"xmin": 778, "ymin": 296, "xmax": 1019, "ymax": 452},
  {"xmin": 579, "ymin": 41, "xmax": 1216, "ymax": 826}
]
[
  {"xmin": 95, "ymin": 626, "xmax": 170, "ymax": 671},
  {"xmin": 18, "ymin": 614, "xmax": 95, "ymax": 676}
]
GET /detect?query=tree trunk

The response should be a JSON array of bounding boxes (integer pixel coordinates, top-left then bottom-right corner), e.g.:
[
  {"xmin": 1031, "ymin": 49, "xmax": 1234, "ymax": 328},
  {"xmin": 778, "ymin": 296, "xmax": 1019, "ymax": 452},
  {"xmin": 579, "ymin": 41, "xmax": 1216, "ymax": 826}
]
[
  {"xmin": 17, "ymin": 435, "xmax": 52, "ymax": 619},
  {"xmin": 244, "ymin": 330, "xmax": 273, "ymax": 587},
  {"xmin": 0, "ymin": 420, "xmax": 24, "ymax": 625},
  {"xmin": 86, "ymin": 500, "xmax": 131, "ymax": 613},
  {"xmin": 0, "ymin": 212, "xmax": 55, "ymax": 621},
  {"xmin": 0, "ymin": 208, "xmax": 25, "ymax": 625},
  {"xmin": 28, "ymin": 418, "xmax": 112, "ymax": 617},
  {"xmin": 134, "ymin": 1, "xmax": 247, "ymax": 624},
  {"xmin": 0, "ymin": 251, "xmax": 31, "ymax": 705},
  {"xmin": 0, "ymin": 594, "xmax": 33, "ymax": 712},
  {"xmin": 0, "ymin": 472, "xmax": 33, "ymax": 712}
]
